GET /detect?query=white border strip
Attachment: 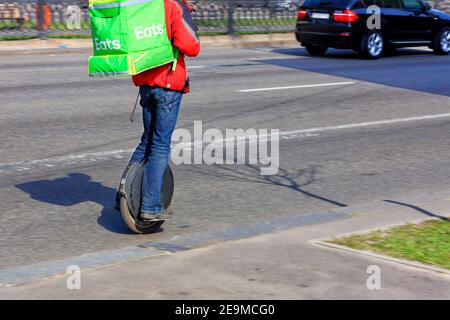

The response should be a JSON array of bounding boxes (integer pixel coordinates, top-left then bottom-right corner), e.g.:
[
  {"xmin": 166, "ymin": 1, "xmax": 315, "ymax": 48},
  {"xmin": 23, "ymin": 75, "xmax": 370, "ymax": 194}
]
[
  {"xmin": 237, "ymin": 81, "xmax": 356, "ymax": 92},
  {"xmin": 310, "ymin": 216, "xmax": 450, "ymax": 277},
  {"xmin": 312, "ymin": 240, "xmax": 450, "ymax": 276},
  {"xmin": 2, "ymin": 113, "xmax": 450, "ymax": 174}
]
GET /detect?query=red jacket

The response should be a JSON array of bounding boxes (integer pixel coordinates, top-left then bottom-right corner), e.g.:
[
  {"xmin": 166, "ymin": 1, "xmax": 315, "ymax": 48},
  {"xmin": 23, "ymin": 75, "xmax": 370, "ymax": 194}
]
[{"xmin": 132, "ymin": 0, "xmax": 201, "ymax": 92}]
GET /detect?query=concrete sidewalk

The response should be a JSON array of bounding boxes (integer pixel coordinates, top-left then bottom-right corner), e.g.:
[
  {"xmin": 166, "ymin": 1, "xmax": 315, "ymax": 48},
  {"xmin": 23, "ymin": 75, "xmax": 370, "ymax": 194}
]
[
  {"xmin": 0, "ymin": 33, "xmax": 297, "ymax": 54},
  {"xmin": 1, "ymin": 190, "xmax": 449, "ymax": 300}
]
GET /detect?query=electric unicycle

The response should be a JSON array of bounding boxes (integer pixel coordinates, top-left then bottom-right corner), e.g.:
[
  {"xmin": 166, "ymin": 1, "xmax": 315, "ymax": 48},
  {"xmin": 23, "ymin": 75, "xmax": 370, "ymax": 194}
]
[{"xmin": 118, "ymin": 161, "xmax": 174, "ymax": 234}]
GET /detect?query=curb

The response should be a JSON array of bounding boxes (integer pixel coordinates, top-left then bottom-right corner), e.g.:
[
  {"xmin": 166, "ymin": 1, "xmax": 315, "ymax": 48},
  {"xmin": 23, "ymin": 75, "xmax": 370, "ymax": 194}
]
[
  {"xmin": 309, "ymin": 216, "xmax": 450, "ymax": 277},
  {"xmin": 2, "ymin": 191, "xmax": 450, "ymax": 287},
  {"xmin": 0, "ymin": 210, "xmax": 345, "ymax": 287},
  {"xmin": 0, "ymin": 247, "xmax": 170, "ymax": 287},
  {"xmin": 200, "ymin": 33, "xmax": 298, "ymax": 48},
  {"xmin": 0, "ymin": 33, "xmax": 298, "ymax": 55}
]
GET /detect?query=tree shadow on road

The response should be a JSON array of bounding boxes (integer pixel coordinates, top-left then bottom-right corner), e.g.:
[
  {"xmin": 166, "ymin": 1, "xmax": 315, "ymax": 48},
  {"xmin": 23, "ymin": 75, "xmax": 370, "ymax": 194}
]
[
  {"xmin": 188, "ymin": 164, "xmax": 347, "ymax": 208},
  {"xmin": 15, "ymin": 173, "xmax": 132, "ymax": 234},
  {"xmin": 384, "ymin": 199, "xmax": 449, "ymax": 222}
]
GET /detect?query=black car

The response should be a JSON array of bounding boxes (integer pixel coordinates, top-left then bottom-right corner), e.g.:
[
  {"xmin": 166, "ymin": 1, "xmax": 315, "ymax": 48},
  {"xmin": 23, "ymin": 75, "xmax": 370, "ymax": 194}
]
[{"xmin": 295, "ymin": 0, "xmax": 450, "ymax": 58}]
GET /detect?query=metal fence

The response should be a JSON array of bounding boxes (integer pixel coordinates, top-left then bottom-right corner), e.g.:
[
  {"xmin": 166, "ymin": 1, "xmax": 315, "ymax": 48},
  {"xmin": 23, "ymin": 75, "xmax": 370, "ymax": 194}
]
[
  {"xmin": 0, "ymin": 0, "xmax": 449, "ymax": 37},
  {"xmin": 0, "ymin": 0, "xmax": 302, "ymax": 37},
  {"xmin": 192, "ymin": 0, "xmax": 301, "ymax": 34}
]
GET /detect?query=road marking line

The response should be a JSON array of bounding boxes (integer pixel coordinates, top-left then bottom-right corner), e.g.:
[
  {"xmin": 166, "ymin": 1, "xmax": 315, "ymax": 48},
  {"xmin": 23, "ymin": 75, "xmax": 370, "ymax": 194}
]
[
  {"xmin": 0, "ymin": 150, "xmax": 134, "ymax": 173},
  {"xmin": 2, "ymin": 113, "xmax": 450, "ymax": 174},
  {"xmin": 187, "ymin": 65, "xmax": 206, "ymax": 69},
  {"xmin": 0, "ymin": 66, "xmax": 88, "ymax": 74},
  {"xmin": 279, "ymin": 113, "xmax": 450, "ymax": 135},
  {"xmin": 237, "ymin": 81, "xmax": 356, "ymax": 92}
]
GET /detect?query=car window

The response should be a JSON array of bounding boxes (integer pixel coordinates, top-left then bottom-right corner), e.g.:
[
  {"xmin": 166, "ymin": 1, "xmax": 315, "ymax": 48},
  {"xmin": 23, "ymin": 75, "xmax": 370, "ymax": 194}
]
[
  {"xmin": 373, "ymin": 0, "xmax": 384, "ymax": 6},
  {"xmin": 383, "ymin": 0, "xmax": 402, "ymax": 8},
  {"xmin": 352, "ymin": 0, "xmax": 369, "ymax": 8},
  {"xmin": 301, "ymin": 0, "xmax": 355, "ymax": 8},
  {"xmin": 402, "ymin": 0, "xmax": 424, "ymax": 9},
  {"xmin": 372, "ymin": 0, "xmax": 402, "ymax": 8}
]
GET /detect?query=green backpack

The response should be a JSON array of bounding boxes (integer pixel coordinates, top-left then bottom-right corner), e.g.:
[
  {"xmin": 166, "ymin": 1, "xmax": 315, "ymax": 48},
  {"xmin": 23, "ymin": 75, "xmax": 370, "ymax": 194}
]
[{"xmin": 88, "ymin": 0, "xmax": 178, "ymax": 77}]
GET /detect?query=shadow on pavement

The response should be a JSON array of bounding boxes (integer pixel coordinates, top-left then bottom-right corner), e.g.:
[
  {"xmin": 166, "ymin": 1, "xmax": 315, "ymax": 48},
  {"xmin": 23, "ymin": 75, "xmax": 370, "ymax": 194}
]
[
  {"xmin": 271, "ymin": 47, "xmax": 432, "ymax": 59},
  {"xmin": 188, "ymin": 164, "xmax": 347, "ymax": 208},
  {"xmin": 15, "ymin": 173, "xmax": 132, "ymax": 234},
  {"xmin": 384, "ymin": 199, "xmax": 449, "ymax": 221},
  {"xmin": 256, "ymin": 47, "xmax": 450, "ymax": 97}
]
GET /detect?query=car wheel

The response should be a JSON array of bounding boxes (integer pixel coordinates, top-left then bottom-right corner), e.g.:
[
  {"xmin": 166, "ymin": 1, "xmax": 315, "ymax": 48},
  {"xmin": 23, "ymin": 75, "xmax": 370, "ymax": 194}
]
[
  {"xmin": 360, "ymin": 31, "xmax": 384, "ymax": 59},
  {"xmin": 304, "ymin": 44, "xmax": 328, "ymax": 56},
  {"xmin": 433, "ymin": 27, "xmax": 450, "ymax": 55}
]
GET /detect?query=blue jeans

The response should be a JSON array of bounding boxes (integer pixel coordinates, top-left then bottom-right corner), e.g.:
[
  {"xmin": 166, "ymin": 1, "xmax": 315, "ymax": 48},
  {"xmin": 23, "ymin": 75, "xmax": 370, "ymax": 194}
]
[{"xmin": 130, "ymin": 86, "xmax": 182, "ymax": 214}]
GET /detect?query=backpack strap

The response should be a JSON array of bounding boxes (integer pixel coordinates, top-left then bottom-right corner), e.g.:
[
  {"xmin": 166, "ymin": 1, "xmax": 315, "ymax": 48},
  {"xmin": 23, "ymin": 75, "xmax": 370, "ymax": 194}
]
[
  {"xmin": 170, "ymin": 0, "xmax": 195, "ymax": 72},
  {"xmin": 172, "ymin": 48, "xmax": 179, "ymax": 71}
]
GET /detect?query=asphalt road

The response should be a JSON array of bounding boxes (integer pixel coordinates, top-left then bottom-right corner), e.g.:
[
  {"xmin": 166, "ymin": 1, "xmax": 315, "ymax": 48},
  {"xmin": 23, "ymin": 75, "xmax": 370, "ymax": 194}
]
[{"xmin": 1, "ymin": 46, "xmax": 449, "ymax": 270}]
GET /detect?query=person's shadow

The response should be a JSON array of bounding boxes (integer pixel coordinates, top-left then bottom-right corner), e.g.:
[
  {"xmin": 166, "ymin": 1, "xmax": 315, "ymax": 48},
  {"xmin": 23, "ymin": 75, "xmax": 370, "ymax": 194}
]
[{"xmin": 16, "ymin": 173, "xmax": 132, "ymax": 234}]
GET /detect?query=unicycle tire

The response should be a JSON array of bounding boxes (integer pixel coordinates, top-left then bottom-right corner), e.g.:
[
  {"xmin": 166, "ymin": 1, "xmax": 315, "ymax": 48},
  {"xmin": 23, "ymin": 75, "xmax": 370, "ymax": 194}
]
[
  {"xmin": 119, "ymin": 196, "xmax": 165, "ymax": 234},
  {"xmin": 118, "ymin": 162, "xmax": 174, "ymax": 234}
]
